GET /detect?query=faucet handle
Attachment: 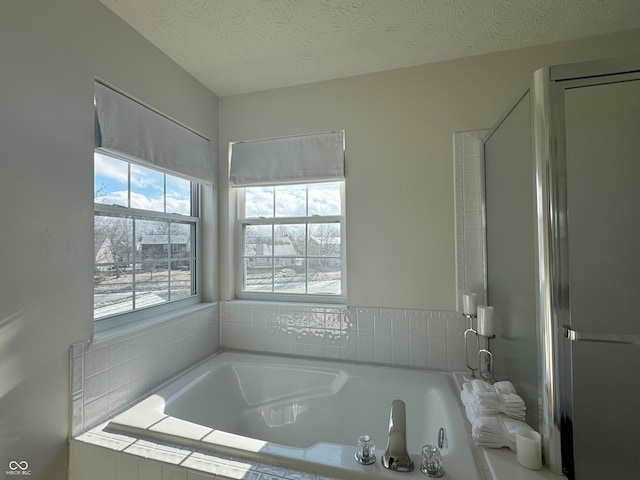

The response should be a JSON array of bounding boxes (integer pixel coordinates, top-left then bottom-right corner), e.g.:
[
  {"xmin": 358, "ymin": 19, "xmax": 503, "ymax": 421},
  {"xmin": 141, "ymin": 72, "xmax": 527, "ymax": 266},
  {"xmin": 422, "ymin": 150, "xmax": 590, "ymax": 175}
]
[
  {"xmin": 355, "ymin": 434, "xmax": 376, "ymax": 465},
  {"xmin": 420, "ymin": 444, "xmax": 445, "ymax": 477}
]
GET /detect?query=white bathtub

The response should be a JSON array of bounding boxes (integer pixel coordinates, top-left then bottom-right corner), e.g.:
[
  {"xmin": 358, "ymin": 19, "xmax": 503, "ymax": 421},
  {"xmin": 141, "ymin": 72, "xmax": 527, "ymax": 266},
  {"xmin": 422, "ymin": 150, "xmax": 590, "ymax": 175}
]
[{"xmin": 107, "ymin": 351, "xmax": 481, "ymax": 479}]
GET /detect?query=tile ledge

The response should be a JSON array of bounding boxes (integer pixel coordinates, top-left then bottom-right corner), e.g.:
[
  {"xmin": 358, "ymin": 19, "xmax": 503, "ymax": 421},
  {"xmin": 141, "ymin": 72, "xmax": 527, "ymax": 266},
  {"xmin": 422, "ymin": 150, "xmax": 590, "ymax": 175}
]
[
  {"xmin": 483, "ymin": 448, "xmax": 564, "ymax": 480},
  {"xmin": 452, "ymin": 372, "xmax": 565, "ymax": 480},
  {"xmin": 93, "ymin": 302, "xmax": 217, "ymax": 343}
]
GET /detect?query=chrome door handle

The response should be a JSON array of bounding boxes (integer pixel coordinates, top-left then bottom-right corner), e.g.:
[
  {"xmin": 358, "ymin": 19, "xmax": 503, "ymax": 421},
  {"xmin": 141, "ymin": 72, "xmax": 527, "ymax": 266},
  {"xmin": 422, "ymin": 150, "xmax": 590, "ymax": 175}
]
[{"xmin": 564, "ymin": 326, "xmax": 640, "ymax": 346}]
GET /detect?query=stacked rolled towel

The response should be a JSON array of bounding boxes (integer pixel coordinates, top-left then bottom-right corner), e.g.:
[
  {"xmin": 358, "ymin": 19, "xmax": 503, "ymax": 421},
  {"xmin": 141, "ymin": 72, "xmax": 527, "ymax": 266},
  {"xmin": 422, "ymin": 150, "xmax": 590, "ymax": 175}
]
[
  {"xmin": 461, "ymin": 379, "xmax": 531, "ymax": 449},
  {"xmin": 460, "ymin": 379, "xmax": 526, "ymax": 420}
]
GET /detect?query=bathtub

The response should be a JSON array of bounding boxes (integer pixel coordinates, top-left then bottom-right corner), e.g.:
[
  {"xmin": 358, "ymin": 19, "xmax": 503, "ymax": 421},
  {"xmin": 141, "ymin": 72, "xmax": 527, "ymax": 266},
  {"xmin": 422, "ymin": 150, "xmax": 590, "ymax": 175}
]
[{"xmin": 106, "ymin": 351, "xmax": 481, "ymax": 479}]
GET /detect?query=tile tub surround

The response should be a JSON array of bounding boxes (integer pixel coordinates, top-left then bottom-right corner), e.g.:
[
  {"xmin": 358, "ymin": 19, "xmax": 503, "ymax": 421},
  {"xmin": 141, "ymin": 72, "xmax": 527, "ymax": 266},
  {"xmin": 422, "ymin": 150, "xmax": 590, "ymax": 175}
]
[
  {"xmin": 220, "ymin": 301, "xmax": 467, "ymax": 372},
  {"xmin": 69, "ymin": 354, "xmax": 482, "ymax": 480},
  {"xmin": 70, "ymin": 303, "xmax": 220, "ymax": 436},
  {"xmin": 70, "ymin": 430, "xmax": 346, "ymax": 480},
  {"xmin": 454, "ymin": 130, "xmax": 490, "ymax": 309}
]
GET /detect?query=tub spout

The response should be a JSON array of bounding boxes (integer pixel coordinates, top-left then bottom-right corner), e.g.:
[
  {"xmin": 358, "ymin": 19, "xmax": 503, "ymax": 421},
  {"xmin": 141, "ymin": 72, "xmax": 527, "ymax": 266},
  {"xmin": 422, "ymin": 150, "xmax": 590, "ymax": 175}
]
[{"xmin": 382, "ymin": 399, "xmax": 414, "ymax": 472}]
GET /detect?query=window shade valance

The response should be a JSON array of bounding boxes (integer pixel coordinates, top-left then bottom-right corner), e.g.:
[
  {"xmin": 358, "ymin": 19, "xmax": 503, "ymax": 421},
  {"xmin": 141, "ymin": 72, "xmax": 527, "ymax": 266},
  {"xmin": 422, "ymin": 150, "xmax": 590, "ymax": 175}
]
[
  {"xmin": 94, "ymin": 82, "xmax": 214, "ymax": 184},
  {"xmin": 229, "ymin": 131, "xmax": 345, "ymax": 187}
]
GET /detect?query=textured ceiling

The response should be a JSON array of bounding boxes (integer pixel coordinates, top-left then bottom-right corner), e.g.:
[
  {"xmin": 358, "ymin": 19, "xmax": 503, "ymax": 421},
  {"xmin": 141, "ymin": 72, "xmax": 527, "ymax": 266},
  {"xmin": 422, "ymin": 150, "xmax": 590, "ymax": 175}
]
[{"xmin": 99, "ymin": 0, "xmax": 640, "ymax": 96}]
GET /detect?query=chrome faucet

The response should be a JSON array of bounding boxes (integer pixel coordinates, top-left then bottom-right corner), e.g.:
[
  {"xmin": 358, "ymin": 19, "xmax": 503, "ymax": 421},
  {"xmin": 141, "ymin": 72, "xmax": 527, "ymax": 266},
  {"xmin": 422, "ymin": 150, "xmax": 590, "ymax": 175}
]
[{"xmin": 382, "ymin": 399, "xmax": 414, "ymax": 472}]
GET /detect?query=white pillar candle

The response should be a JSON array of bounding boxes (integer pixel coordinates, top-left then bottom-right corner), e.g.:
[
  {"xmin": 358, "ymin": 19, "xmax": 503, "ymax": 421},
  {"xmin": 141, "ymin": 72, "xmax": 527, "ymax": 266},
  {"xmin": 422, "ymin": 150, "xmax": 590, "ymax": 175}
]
[
  {"xmin": 477, "ymin": 305, "xmax": 494, "ymax": 337},
  {"xmin": 462, "ymin": 293, "xmax": 477, "ymax": 316},
  {"xmin": 516, "ymin": 427, "xmax": 542, "ymax": 470}
]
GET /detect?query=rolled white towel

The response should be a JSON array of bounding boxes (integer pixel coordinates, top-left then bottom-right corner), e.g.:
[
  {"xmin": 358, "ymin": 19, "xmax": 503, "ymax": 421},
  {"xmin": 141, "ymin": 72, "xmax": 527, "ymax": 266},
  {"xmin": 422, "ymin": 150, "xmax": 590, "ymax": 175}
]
[
  {"xmin": 462, "ymin": 380, "xmax": 526, "ymax": 421},
  {"xmin": 471, "ymin": 379, "xmax": 494, "ymax": 393},
  {"xmin": 469, "ymin": 413, "xmax": 534, "ymax": 450},
  {"xmin": 493, "ymin": 380, "xmax": 516, "ymax": 394},
  {"xmin": 460, "ymin": 383, "xmax": 475, "ymax": 407},
  {"xmin": 503, "ymin": 417, "xmax": 534, "ymax": 451}
]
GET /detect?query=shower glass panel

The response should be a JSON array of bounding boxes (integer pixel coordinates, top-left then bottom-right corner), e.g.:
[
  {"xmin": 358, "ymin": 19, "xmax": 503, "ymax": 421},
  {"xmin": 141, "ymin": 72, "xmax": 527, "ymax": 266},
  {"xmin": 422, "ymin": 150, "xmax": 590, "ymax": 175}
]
[
  {"xmin": 564, "ymin": 78, "xmax": 640, "ymax": 480},
  {"xmin": 483, "ymin": 92, "xmax": 538, "ymax": 430}
]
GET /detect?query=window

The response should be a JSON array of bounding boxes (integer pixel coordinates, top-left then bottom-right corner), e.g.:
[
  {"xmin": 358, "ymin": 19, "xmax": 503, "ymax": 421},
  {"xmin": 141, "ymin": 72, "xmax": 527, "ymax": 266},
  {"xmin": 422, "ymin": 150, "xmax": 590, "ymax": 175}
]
[
  {"xmin": 94, "ymin": 151, "xmax": 199, "ymax": 320},
  {"xmin": 93, "ymin": 81, "xmax": 212, "ymax": 327},
  {"xmin": 238, "ymin": 181, "xmax": 345, "ymax": 301},
  {"xmin": 230, "ymin": 131, "xmax": 346, "ymax": 303}
]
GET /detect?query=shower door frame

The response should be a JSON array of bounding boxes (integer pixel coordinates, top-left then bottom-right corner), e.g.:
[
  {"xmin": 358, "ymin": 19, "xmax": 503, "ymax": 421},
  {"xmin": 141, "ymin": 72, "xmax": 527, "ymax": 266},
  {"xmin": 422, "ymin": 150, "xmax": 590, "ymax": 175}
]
[{"xmin": 531, "ymin": 55, "xmax": 640, "ymax": 478}]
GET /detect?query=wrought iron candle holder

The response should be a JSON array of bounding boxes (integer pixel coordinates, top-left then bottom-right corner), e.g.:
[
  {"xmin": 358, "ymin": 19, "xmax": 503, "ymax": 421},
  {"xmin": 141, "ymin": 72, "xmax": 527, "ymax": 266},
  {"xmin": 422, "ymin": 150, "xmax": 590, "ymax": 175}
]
[
  {"xmin": 463, "ymin": 313, "xmax": 479, "ymax": 378},
  {"xmin": 463, "ymin": 313, "xmax": 495, "ymax": 382}
]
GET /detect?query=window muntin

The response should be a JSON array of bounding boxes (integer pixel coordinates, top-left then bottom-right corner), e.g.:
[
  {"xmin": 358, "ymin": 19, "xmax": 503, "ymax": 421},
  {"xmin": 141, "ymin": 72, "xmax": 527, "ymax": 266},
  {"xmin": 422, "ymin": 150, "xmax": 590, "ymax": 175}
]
[
  {"xmin": 94, "ymin": 151, "xmax": 199, "ymax": 320},
  {"xmin": 239, "ymin": 181, "xmax": 344, "ymax": 301}
]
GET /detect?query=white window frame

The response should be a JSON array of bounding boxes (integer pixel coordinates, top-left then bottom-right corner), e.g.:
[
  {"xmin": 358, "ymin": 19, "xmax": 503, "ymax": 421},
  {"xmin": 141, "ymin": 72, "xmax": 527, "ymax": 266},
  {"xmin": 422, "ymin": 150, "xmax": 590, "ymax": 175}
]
[
  {"xmin": 235, "ymin": 181, "xmax": 346, "ymax": 304},
  {"xmin": 93, "ymin": 149, "xmax": 202, "ymax": 332}
]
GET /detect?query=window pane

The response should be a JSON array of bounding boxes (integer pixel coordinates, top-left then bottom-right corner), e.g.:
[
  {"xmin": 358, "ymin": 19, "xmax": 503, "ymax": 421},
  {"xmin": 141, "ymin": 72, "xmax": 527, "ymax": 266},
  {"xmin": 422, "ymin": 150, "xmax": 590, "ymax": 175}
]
[
  {"xmin": 275, "ymin": 184, "xmax": 306, "ymax": 217},
  {"xmin": 94, "ymin": 215, "xmax": 137, "ymax": 319},
  {"xmin": 138, "ymin": 219, "xmax": 171, "ymax": 261},
  {"xmin": 166, "ymin": 175, "xmax": 191, "ymax": 215},
  {"xmin": 169, "ymin": 222, "xmax": 192, "ymax": 259},
  {"xmin": 308, "ymin": 223, "xmax": 341, "ymax": 257},
  {"xmin": 171, "ymin": 260, "xmax": 192, "ymax": 300},
  {"xmin": 274, "ymin": 258, "xmax": 306, "ymax": 293},
  {"xmin": 308, "ymin": 182, "xmax": 341, "ymax": 216},
  {"xmin": 94, "ymin": 215, "xmax": 134, "ymax": 266},
  {"xmin": 308, "ymin": 258, "xmax": 341, "ymax": 295},
  {"xmin": 244, "ymin": 257, "xmax": 273, "ymax": 292},
  {"xmin": 244, "ymin": 224, "xmax": 272, "ymax": 256},
  {"xmin": 275, "ymin": 224, "xmax": 305, "ymax": 257},
  {"xmin": 94, "ymin": 266, "xmax": 133, "ymax": 319},
  {"xmin": 245, "ymin": 186, "xmax": 273, "ymax": 217},
  {"xmin": 136, "ymin": 260, "xmax": 169, "ymax": 308},
  {"xmin": 131, "ymin": 163, "xmax": 165, "ymax": 212},
  {"xmin": 94, "ymin": 152, "xmax": 129, "ymax": 206}
]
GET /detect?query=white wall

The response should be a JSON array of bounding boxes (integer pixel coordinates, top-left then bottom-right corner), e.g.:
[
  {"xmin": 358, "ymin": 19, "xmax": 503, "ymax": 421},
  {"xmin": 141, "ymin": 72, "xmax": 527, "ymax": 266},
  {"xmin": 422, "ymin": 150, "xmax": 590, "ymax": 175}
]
[
  {"xmin": 0, "ymin": 1, "xmax": 218, "ymax": 479},
  {"xmin": 219, "ymin": 28, "xmax": 640, "ymax": 311}
]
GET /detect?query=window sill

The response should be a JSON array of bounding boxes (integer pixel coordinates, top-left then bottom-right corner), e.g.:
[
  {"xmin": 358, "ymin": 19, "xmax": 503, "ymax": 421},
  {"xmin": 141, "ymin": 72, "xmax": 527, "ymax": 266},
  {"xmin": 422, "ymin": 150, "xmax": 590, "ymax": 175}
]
[
  {"xmin": 225, "ymin": 299, "xmax": 347, "ymax": 310},
  {"xmin": 93, "ymin": 300, "xmax": 216, "ymax": 342}
]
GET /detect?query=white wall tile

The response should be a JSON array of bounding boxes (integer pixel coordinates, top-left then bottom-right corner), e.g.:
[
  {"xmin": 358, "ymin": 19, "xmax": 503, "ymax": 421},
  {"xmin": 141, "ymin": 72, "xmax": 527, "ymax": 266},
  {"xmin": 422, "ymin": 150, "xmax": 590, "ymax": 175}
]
[
  {"xmin": 72, "ymin": 304, "xmax": 219, "ymax": 435},
  {"xmin": 391, "ymin": 315, "xmax": 410, "ymax": 367},
  {"xmin": 84, "ymin": 372, "xmax": 107, "ymax": 404},
  {"xmin": 219, "ymin": 301, "xmax": 471, "ymax": 373},
  {"xmin": 340, "ymin": 331, "xmax": 357, "ymax": 361},
  {"xmin": 428, "ymin": 315, "xmax": 448, "ymax": 338},
  {"xmin": 161, "ymin": 465, "xmax": 188, "ymax": 480},
  {"xmin": 115, "ymin": 452, "xmax": 139, "ymax": 480},
  {"xmin": 69, "ymin": 440, "xmax": 97, "ymax": 480},
  {"xmin": 107, "ymin": 363, "xmax": 129, "ymax": 392},
  {"xmin": 107, "ymin": 384, "xmax": 129, "ymax": 415},
  {"xmin": 84, "ymin": 346, "xmax": 108, "ymax": 378},
  {"xmin": 356, "ymin": 307, "xmax": 375, "ymax": 332},
  {"xmin": 428, "ymin": 335, "xmax": 448, "ymax": 371},
  {"xmin": 93, "ymin": 444, "xmax": 118, "ymax": 480},
  {"xmin": 454, "ymin": 130, "xmax": 489, "ymax": 312},
  {"xmin": 71, "ymin": 354, "xmax": 84, "ymax": 395},
  {"xmin": 108, "ymin": 340, "xmax": 129, "ymax": 367},
  {"xmin": 356, "ymin": 332, "xmax": 374, "ymax": 363}
]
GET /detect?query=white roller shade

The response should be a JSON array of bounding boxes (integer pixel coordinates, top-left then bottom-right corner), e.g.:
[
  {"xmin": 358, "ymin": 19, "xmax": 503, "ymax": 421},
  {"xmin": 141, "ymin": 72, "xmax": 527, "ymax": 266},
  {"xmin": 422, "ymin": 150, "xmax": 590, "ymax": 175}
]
[
  {"xmin": 94, "ymin": 82, "xmax": 213, "ymax": 183},
  {"xmin": 229, "ymin": 131, "xmax": 345, "ymax": 187}
]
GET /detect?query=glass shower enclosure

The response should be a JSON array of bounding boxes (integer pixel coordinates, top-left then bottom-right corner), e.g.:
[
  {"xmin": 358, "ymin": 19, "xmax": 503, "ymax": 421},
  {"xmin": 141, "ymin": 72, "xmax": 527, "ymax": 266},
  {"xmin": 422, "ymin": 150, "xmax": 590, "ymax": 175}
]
[{"xmin": 483, "ymin": 56, "xmax": 640, "ymax": 479}]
